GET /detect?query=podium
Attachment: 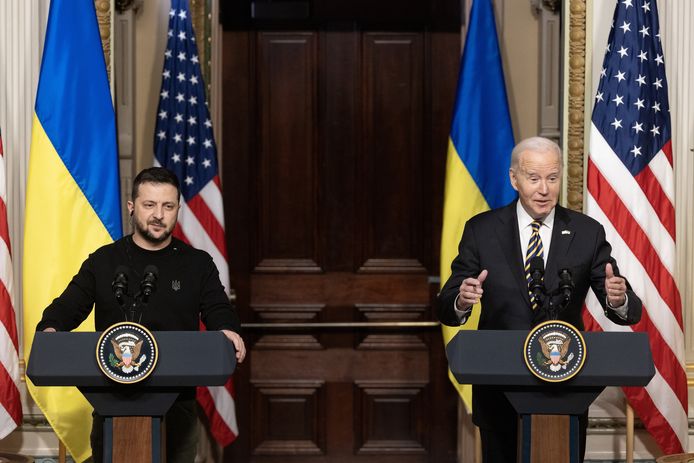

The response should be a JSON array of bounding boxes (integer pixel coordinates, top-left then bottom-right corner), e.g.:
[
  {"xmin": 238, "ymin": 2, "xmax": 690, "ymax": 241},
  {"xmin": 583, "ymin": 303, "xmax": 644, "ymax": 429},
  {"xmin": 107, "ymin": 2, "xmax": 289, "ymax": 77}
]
[
  {"xmin": 27, "ymin": 331, "xmax": 237, "ymax": 463},
  {"xmin": 446, "ymin": 330, "xmax": 654, "ymax": 463}
]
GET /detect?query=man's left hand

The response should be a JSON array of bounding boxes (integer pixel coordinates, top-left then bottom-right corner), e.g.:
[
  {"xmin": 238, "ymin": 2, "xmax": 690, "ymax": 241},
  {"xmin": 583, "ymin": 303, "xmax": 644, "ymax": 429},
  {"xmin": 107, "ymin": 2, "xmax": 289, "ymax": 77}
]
[
  {"xmin": 221, "ymin": 329, "xmax": 246, "ymax": 363},
  {"xmin": 605, "ymin": 263, "xmax": 627, "ymax": 307}
]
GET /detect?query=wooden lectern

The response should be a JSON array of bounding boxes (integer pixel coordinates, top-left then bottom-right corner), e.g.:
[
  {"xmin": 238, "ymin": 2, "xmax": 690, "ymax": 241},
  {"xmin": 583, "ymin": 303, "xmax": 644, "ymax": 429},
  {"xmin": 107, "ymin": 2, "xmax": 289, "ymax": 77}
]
[
  {"xmin": 446, "ymin": 330, "xmax": 654, "ymax": 463},
  {"xmin": 27, "ymin": 331, "xmax": 236, "ymax": 463}
]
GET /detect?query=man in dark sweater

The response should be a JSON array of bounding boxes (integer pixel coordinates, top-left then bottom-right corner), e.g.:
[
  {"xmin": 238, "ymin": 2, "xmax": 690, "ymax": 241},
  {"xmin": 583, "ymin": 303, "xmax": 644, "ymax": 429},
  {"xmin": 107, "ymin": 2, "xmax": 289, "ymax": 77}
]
[{"xmin": 37, "ymin": 167, "xmax": 245, "ymax": 463}]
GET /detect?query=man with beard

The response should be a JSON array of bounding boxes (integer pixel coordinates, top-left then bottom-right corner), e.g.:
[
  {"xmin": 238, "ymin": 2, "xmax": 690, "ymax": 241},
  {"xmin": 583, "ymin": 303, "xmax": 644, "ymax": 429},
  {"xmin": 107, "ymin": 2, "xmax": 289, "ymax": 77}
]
[{"xmin": 37, "ymin": 167, "xmax": 245, "ymax": 463}]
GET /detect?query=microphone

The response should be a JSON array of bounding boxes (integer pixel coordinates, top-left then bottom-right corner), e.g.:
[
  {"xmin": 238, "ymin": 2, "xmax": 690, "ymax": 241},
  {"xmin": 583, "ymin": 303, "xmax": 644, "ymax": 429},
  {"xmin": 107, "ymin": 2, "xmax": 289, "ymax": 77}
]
[
  {"xmin": 558, "ymin": 268, "xmax": 574, "ymax": 303},
  {"xmin": 528, "ymin": 256, "xmax": 545, "ymax": 300},
  {"xmin": 140, "ymin": 265, "xmax": 159, "ymax": 302},
  {"xmin": 112, "ymin": 266, "xmax": 129, "ymax": 305}
]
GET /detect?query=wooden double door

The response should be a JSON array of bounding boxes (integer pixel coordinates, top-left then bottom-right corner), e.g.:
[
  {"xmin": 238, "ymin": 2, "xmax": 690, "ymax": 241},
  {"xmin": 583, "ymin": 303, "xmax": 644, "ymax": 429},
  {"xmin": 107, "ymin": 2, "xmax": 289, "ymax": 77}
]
[{"xmin": 220, "ymin": 15, "xmax": 461, "ymax": 462}]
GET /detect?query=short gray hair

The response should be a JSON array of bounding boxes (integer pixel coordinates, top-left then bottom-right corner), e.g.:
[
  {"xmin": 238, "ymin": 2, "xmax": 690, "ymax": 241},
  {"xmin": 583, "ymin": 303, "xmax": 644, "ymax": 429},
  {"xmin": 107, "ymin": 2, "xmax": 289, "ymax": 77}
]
[{"xmin": 510, "ymin": 137, "xmax": 562, "ymax": 170}]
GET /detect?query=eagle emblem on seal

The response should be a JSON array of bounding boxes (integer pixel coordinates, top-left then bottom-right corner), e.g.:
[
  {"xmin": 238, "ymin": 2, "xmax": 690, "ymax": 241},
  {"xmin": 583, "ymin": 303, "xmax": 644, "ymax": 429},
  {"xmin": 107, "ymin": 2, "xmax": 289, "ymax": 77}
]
[
  {"xmin": 538, "ymin": 334, "xmax": 575, "ymax": 372},
  {"xmin": 524, "ymin": 321, "xmax": 586, "ymax": 382},
  {"xmin": 97, "ymin": 322, "xmax": 158, "ymax": 383},
  {"xmin": 110, "ymin": 336, "xmax": 147, "ymax": 373}
]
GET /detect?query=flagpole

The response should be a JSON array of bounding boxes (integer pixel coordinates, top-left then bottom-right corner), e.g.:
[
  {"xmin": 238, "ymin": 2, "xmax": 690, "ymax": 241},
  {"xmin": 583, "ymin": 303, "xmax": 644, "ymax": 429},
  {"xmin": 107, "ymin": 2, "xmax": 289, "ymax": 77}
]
[
  {"xmin": 626, "ymin": 402, "xmax": 634, "ymax": 463},
  {"xmin": 58, "ymin": 440, "xmax": 66, "ymax": 463}
]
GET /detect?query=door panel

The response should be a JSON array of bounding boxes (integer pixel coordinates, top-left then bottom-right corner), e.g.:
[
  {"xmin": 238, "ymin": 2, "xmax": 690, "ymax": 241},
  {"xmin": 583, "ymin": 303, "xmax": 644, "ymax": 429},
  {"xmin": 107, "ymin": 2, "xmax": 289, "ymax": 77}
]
[
  {"xmin": 222, "ymin": 24, "xmax": 460, "ymax": 463},
  {"xmin": 257, "ymin": 32, "xmax": 320, "ymax": 271}
]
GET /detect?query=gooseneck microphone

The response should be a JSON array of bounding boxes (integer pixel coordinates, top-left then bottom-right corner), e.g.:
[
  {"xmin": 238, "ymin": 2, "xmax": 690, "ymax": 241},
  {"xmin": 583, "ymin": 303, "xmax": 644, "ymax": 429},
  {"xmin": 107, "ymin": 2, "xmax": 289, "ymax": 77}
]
[
  {"xmin": 111, "ymin": 266, "xmax": 129, "ymax": 305},
  {"xmin": 558, "ymin": 268, "xmax": 574, "ymax": 304},
  {"xmin": 140, "ymin": 265, "xmax": 159, "ymax": 302},
  {"xmin": 528, "ymin": 256, "xmax": 545, "ymax": 302}
]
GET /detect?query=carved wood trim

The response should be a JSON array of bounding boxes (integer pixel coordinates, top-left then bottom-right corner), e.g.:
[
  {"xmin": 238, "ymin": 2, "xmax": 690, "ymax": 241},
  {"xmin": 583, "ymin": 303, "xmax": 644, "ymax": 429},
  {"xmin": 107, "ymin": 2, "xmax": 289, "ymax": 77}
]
[
  {"xmin": 566, "ymin": 0, "xmax": 587, "ymax": 212},
  {"xmin": 355, "ymin": 304, "xmax": 428, "ymax": 349},
  {"xmin": 354, "ymin": 381, "xmax": 428, "ymax": 455},
  {"xmin": 252, "ymin": 304, "xmax": 325, "ymax": 321},
  {"xmin": 355, "ymin": 304, "xmax": 428, "ymax": 321},
  {"xmin": 358, "ymin": 258, "xmax": 427, "ymax": 274},
  {"xmin": 251, "ymin": 304, "xmax": 325, "ymax": 349},
  {"xmin": 94, "ymin": 0, "xmax": 111, "ymax": 82},
  {"xmin": 190, "ymin": 0, "xmax": 210, "ymax": 95},
  {"xmin": 251, "ymin": 380, "xmax": 326, "ymax": 456},
  {"xmin": 255, "ymin": 258, "xmax": 322, "ymax": 273}
]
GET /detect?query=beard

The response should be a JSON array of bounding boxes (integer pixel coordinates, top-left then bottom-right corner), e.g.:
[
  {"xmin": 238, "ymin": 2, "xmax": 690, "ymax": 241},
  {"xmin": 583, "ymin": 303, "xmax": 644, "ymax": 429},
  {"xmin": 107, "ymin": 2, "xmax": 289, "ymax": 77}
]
[{"xmin": 133, "ymin": 216, "xmax": 174, "ymax": 245}]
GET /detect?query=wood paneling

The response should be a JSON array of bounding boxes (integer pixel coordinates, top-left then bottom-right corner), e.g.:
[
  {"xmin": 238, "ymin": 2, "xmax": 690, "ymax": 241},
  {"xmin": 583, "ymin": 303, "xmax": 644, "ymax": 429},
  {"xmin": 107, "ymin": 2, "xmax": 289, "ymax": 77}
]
[
  {"xmin": 320, "ymin": 30, "xmax": 360, "ymax": 271},
  {"xmin": 113, "ymin": 416, "xmax": 152, "ymax": 462},
  {"xmin": 354, "ymin": 381, "xmax": 428, "ymax": 455},
  {"xmin": 251, "ymin": 380, "xmax": 326, "ymax": 455},
  {"xmin": 527, "ymin": 415, "xmax": 571, "ymax": 462},
  {"xmin": 251, "ymin": 349, "xmax": 429, "ymax": 383},
  {"xmin": 222, "ymin": 16, "xmax": 460, "ymax": 462},
  {"xmin": 257, "ymin": 32, "xmax": 320, "ymax": 273},
  {"xmin": 359, "ymin": 33, "xmax": 425, "ymax": 273},
  {"xmin": 356, "ymin": 304, "xmax": 428, "ymax": 349},
  {"xmin": 252, "ymin": 304, "xmax": 324, "ymax": 349}
]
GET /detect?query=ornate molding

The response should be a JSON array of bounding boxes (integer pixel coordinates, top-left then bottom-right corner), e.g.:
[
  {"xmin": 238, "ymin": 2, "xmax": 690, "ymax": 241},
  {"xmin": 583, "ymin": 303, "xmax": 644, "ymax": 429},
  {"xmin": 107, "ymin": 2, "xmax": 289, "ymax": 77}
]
[
  {"xmin": 566, "ymin": 0, "xmax": 587, "ymax": 212},
  {"xmin": 115, "ymin": 0, "xmax": 142, "ymax": 13},
  {"xmin": 190, "ymin": 0, "xmax": 211, "ymax": 97},
  {"xmin": 355, "ymin": 304, "xmax": 429, "ymax": 350},
  {"xmin": 530, "ymin": 0, "xmax": 561, "ymax": 14},
  {"xmin": 94, "ymin": 0, "xmax": 111, "ymax": 81}
]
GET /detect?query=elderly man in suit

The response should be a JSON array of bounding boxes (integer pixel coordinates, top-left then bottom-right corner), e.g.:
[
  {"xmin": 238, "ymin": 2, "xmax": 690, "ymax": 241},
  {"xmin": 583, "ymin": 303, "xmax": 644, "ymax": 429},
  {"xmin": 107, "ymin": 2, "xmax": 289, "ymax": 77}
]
[{"xmin": 438, "ymin": 136, "xmax": 642, "ymax": 463}]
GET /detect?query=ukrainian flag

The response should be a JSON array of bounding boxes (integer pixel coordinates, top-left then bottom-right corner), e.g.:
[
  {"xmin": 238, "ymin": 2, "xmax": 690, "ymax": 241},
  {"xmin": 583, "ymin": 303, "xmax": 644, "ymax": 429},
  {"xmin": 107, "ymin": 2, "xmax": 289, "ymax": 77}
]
[
  {"xmin": 440, "ymin": 0, "xmax": 516, "ymax": 409},
  {"xmin": 23, "ymin": 0, "xmax": 122, "ymax": 460}
]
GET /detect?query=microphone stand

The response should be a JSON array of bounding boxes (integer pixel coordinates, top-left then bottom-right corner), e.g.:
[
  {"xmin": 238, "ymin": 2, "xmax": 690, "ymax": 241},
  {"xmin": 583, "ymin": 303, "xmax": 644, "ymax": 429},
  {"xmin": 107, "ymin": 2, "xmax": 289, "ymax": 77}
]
[
  {"xmin": 546, "ymin": 269, "xmax": 575, "ymax": 320},
  {"xmin": 129, "ymin": 291, "xmax": 148, "ymax": 324},
  {"xmin": 531, "ymin": 269, "xmax": 574, "ymax": 322},
  {"xmin": 112, "ymin": 267, "xmax": 158, "ymax": 324},
  {"xmin": 112, "ymin": 271, "xmax": 131, "ymax": 321}
]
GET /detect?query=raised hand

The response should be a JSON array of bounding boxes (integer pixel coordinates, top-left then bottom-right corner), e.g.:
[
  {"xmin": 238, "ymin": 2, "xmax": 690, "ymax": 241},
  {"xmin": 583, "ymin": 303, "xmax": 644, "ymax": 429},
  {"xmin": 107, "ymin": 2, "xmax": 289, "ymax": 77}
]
[
  {"xmin": 605, "ymin": 263, "xmax": 626, "ymax": 307},
  {"xmin": 457, "ymin": 270, "xmax": 488, "ymax": 310}
]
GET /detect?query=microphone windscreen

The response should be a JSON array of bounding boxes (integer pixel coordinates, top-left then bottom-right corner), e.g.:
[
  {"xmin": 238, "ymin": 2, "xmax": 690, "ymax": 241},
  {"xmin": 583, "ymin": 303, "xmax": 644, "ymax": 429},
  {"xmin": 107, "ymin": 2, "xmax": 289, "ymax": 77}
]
[
  {"xmin": 143, "ymin": 265, "xmax": 159, "ymax": 279},
  {"xmin": 529, "ymin": 256, "xmax": 544, "ymax": 274},
  {"xmin": 114, "ymin": 265, "xmax": 129, "ymax": 277}
]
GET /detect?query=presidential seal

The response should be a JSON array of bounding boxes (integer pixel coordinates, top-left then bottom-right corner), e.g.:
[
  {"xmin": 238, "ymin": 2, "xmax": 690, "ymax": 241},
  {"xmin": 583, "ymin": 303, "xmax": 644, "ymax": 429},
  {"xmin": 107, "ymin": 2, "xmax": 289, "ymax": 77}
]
[
  {"xmin": 96, "ymin": 322, "xmax": 158, "ymax": 384},
  {"xmin": 523, "ymin": 320, "xmax": 586, "ymax": 382}
]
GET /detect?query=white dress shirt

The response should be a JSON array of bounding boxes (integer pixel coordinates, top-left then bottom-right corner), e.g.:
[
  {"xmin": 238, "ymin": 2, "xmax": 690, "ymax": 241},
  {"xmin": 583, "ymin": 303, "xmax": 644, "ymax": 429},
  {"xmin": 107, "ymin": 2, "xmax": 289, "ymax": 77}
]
[{"xmin": 451, "ymin": 203, "xmax": 627, "ymax": 323}]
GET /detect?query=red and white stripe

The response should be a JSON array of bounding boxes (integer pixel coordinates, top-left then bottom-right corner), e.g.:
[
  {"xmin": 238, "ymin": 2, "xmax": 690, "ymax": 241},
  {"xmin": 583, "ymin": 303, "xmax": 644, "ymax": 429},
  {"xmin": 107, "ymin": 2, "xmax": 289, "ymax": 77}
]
[
  {"xmin": 0, "ymin": 131, "xmax": 22, "ymax": 439},
  {"xmin": 172, "ymin": 174, "xmax": 239, "ymax": 446},
  {"xmin": 584, "ymin": 125, "xmax": 687, "ymax": 454}
]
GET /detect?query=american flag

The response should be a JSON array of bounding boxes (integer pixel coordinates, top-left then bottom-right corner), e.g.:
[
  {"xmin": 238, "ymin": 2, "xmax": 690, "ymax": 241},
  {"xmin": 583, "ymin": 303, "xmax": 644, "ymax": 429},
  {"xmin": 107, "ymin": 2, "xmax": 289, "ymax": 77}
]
[
  {"xmin": 585, "ymin": 0, "xmax": 687, "ymax": 454},
  {"xmin": 0, "ymin": 128, "xmax": 22, "ymax": 439},
  {"xmin": 154, "ymin": 0, "xmax": 239, "ymax": 446}
]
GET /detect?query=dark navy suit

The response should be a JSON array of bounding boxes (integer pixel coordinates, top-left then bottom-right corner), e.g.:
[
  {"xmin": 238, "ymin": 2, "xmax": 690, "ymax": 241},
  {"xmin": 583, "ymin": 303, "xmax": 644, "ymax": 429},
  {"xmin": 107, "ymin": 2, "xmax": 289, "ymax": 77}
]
[{"xmin": 438, "ymin": 201, "xmax": 642, "ymax": 462}]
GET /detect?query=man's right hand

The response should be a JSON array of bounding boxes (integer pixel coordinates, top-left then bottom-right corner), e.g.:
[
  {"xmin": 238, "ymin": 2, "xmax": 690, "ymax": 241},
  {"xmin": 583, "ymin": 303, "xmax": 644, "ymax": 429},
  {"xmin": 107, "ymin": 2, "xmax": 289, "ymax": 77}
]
[
  {"xmin": 43, "ymin": 328, "xmax": 56, "ymax": 332},
  {"xmin": 457, "ymin": 270, "xmax": 488, "ymax": 310}
]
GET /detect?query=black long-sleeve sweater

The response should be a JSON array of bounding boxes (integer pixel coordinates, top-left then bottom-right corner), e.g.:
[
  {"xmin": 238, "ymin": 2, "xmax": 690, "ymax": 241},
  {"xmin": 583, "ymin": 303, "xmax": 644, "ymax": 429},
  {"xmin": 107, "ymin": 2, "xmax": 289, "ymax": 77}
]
[{"xmin": 37, "ymin": 235, "xmax": 241, "ymax": 333}]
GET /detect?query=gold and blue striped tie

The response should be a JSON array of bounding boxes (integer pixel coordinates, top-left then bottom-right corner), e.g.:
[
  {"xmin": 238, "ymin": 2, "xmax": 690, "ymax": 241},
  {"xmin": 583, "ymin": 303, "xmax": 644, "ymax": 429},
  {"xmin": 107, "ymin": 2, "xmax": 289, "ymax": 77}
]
[{"xmin": 524, "ymin": 220, "xmax": 544, "ymax": 310}]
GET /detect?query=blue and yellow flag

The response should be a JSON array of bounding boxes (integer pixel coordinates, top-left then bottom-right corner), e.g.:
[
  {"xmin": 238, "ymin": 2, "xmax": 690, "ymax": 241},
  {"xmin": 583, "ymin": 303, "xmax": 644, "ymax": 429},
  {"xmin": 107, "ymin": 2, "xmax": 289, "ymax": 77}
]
[
  {"xmin": 440, "ymin": 0, "xmax": 516, "ymax": 410},
  {"xmin": 23, "ymin": 0, "xmax": 122, "ymax": 460}
]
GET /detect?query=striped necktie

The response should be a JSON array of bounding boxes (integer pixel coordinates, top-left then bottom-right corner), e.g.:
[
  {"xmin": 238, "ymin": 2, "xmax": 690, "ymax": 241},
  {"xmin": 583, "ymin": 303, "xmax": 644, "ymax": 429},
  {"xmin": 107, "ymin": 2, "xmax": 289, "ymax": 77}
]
[{"xmin": 525, "ymin": 220, "xmax": 544, "ymax": 310}]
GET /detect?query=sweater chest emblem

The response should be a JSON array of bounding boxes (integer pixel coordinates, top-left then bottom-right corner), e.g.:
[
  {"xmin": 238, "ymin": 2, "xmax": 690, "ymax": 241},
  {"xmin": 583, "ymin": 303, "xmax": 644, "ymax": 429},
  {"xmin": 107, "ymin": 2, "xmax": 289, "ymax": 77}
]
[{"xmin": 171, "ymin": 280, "xmax": 181, "ymax": 291}]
